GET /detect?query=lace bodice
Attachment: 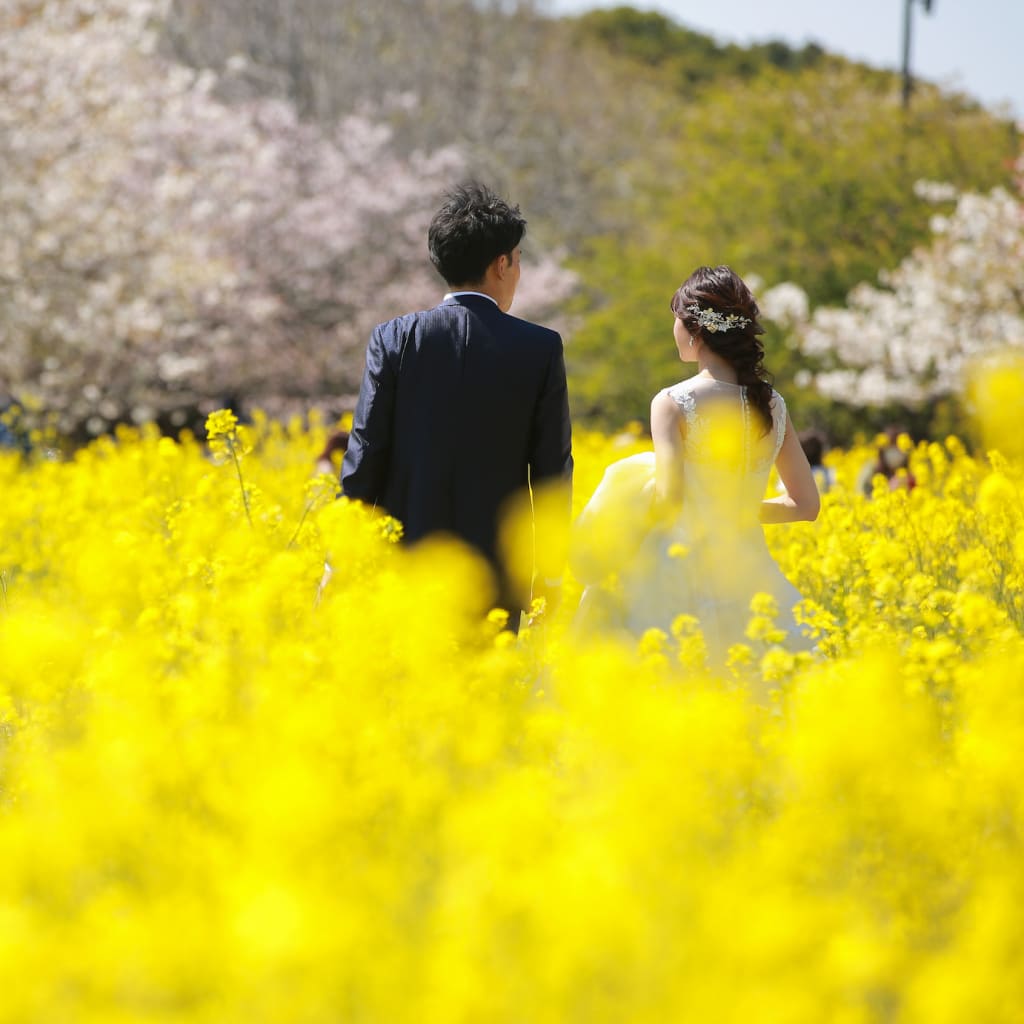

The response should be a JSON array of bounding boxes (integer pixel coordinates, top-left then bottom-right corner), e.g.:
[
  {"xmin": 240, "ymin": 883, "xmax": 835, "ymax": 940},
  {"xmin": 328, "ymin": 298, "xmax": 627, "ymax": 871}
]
[
  {"xmin": 662, "ymin": 376, "xmax": 787, "ymax": 535},
  {"xmin": 666, "ymin": 376, "xmax": 786, "ymax": 472}
]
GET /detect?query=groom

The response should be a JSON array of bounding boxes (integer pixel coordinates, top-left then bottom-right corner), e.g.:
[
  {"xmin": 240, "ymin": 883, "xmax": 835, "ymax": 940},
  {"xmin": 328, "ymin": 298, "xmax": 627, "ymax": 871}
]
[{"xmin": 340, "ymin": 182, "xmax": 573, "ymax": 627}]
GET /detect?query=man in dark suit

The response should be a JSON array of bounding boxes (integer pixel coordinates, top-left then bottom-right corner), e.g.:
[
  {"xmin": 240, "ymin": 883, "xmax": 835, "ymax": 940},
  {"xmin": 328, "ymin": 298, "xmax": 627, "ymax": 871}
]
[{"xmin": 340, "ymin": 182, "xmax": 573, "ymax": 626}]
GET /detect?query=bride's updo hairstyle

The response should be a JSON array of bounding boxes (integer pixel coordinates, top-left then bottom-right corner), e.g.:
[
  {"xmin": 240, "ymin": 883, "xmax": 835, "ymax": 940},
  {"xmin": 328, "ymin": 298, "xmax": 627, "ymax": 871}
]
[{"xmin": 671, "ymin": 265, "xmax": 774, "ymax": 436}]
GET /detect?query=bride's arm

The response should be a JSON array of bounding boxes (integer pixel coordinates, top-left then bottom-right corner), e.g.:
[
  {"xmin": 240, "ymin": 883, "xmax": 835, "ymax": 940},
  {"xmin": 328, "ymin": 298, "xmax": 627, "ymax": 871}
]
[
  {"xmin": 651, "ymin": 391, "xmax": 685, "ymax": 509},
  {"xmin": 761, "ymin": 413, "xmax": 820, "ymax": 523}
]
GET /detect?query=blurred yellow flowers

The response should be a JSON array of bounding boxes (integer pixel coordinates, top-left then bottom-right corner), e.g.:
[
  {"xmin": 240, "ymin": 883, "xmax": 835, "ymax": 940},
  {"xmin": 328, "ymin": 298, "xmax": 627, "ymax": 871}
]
[{"xmin": 0, "ymin": 411, "xmax": 1021, "ymax": 1021}]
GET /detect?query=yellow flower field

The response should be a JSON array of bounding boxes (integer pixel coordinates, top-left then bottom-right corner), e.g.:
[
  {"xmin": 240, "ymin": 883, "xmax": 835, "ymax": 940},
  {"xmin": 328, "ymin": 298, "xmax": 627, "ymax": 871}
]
[{"xmin": 1, "ymin": 406, "xmax": 1023, "ymax": 1022}]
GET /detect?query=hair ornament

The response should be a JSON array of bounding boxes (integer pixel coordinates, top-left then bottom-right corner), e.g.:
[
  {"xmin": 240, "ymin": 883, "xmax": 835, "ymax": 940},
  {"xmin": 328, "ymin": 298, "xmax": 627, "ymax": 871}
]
[{"xmin": 686, "ymin": 303, "xmax": 750, "ymax": 334}]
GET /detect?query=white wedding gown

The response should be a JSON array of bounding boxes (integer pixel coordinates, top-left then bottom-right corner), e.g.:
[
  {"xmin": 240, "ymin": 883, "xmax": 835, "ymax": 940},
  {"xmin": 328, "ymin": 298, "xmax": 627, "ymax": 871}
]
[{"xmin": 574, "ymin": 376, "xmax": 813, "ymax": 660}]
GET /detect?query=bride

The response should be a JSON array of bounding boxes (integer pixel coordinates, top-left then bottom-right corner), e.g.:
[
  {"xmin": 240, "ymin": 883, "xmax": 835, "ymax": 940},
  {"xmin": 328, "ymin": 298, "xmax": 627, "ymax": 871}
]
[{"xmin": 573, "ymin": 265, "xmax": 820, "ymax": 659}]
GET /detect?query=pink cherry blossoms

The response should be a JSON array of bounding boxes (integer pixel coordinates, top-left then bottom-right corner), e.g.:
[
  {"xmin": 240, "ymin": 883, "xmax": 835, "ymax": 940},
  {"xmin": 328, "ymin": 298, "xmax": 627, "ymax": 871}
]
[{"xmin": 0, "ymin": 0, "xmax": 575, "ymax": 438}]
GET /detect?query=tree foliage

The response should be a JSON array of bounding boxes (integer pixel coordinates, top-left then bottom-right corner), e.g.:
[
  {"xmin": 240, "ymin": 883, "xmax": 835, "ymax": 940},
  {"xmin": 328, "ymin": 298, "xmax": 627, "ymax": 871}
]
[
  {"xmin": 2, "ymin": 0, "xmax": 1019, "ymax": 442},
  {"xmin": 565, "ymin": 60, "xmax": 1019, "ymax": 433},
  {"xmin": 784, "ymin": 171, "xmax": 1024, "ymax": 431},
  {"xmin": 161, "ymin": 0, "xmax": 665, "ymax": 249},
  {"xmin": 570, "ymin": 6, "xmax": 828, "ymax": 90}
]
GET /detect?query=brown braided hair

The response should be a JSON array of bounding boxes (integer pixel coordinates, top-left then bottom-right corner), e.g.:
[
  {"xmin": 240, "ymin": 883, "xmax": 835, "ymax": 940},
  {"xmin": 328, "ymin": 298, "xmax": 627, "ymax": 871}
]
[{"xmin": 671, "ymin": 265, "xmax": 774, "ymax": 437}]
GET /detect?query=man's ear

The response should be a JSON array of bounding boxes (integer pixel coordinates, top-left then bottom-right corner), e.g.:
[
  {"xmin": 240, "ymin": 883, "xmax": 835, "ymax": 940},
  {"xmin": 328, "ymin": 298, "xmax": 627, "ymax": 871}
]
[{"xmin": 493, "ymin": 252, "xmax": 512, "ymax": 279}]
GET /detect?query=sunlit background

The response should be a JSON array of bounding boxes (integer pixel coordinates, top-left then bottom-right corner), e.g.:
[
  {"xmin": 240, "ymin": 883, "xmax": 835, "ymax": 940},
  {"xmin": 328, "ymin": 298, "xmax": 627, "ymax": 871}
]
[{"xmin": 2, "ymin": 0, "xmax": 1020, "ymax": 449}]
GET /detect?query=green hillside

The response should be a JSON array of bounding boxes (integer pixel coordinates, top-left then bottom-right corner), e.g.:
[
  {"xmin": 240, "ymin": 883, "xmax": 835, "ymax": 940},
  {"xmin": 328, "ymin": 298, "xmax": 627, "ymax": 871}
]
[{"xmin": 558, "ymin": 7, "xmax": 1019, "ymax": 436}]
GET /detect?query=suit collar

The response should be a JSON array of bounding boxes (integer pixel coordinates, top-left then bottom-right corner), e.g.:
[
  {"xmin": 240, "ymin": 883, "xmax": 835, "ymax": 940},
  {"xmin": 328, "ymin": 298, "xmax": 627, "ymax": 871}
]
[{"xmin": 442, "ymin": 291, "xmax": 501, "ymax": 310}]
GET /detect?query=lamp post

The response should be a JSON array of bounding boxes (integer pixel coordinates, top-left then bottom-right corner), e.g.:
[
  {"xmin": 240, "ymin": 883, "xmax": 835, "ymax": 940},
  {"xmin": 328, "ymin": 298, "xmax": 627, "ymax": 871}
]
[{"xmin": 902, "ymin": 0, "xmax": 935, "ymax": 109}]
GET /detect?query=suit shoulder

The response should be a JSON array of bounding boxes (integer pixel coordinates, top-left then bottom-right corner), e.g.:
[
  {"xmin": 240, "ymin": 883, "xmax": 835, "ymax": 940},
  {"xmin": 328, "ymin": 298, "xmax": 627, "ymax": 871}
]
[
  {"xmin": 499, "ymin": 312, "xmax": 562, "ymax": 348},
  {"xmin": 372, "ymin": 307, "xmax": 434, "ymax": 334}
]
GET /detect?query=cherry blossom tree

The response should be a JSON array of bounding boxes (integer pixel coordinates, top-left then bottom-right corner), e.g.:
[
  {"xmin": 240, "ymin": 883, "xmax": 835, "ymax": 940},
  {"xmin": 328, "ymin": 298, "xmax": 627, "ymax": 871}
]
[
  {"xmin": 761, "ymin": 162, "xmax": 1024, "ymax": 409},
  {"xmin": 0, "ymin": 0, "xmax": 575, "ymax": 439},
  {"xmin": 161, "ymin": 0, "xmax": 669, "ymax": 249}
]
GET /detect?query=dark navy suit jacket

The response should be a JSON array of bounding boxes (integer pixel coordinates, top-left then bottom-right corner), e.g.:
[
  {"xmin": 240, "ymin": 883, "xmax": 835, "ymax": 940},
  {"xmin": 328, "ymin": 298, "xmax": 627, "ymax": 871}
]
[{"xmin": 341, "ymin": 294, "xmax": 573, "ymax": 604}]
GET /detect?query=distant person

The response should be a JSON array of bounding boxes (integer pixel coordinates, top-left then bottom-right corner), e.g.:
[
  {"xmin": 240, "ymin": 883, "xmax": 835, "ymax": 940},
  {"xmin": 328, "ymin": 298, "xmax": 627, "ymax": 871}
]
[
  {"xmin": 0, "ymin": 398, "xmax": 26, "ymax": 453},
  {"xmin": 859, "ymin": 426, "xmax": 916, "ymax": 496},
  {"xmin": 340, "ymin": 182, "xmax": 573, "ymax": 628},
  {"xmin": 0, "ymin": 418, "xmax": 17, "ymax": 451},
  {"xmin": 315, "ymin": 429, "xmax": 349, "ymax": 476},
  {"xmin": 799, "ymin": 428, "xmax": 836, "ymax": 494}
]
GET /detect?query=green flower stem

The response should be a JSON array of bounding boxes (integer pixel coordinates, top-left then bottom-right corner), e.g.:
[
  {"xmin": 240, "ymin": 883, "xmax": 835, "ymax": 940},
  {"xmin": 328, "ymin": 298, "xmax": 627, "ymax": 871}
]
[
  {"xmin": 229, "ymin": 440, "xmax": 253, "ymax": 528},
  {"xmin": 287, "ymin": 500, "xmax": 313, "ymax": 549}
]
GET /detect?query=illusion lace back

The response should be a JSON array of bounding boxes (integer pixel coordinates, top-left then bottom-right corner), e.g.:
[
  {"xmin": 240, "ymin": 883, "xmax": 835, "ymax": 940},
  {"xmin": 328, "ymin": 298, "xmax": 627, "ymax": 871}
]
[
  {"xmin": 578, "ymin": 376, "xmax": 812, "ymax": 660},
  {"xmin": 665, "ymin": 377, "xmax": 786, "ymax": 542}
]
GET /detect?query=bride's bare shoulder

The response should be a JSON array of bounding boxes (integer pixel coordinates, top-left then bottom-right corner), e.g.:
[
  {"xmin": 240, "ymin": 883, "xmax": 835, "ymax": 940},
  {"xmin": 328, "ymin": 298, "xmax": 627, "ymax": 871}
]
[
  {"xmin": 651, "ymin": 389, "xmax": 688, "ymax": 447},
  {"xmin": 656, "ymin": 378, "xmax": 699, "ymax": 417},
  {"xmin": 651, "ymin": 387, "xmax": 682, "ymax": 416}
]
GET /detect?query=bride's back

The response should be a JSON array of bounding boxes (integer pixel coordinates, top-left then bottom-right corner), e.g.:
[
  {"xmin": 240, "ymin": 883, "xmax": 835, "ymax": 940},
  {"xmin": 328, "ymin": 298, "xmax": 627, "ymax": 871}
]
[
  {"xmin": 664, "ymin": 375, "xmax": 786, "ymax": 537},
  {"xmin": 581, "ymin": 264, "xmax": 815, "ymax": 655}
]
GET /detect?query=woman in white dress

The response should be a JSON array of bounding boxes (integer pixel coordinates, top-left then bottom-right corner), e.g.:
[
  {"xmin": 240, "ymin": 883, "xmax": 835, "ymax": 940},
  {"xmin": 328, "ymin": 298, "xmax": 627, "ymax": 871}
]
[{"xmin": 574, "ymin": 266, "xmax": 820, "ymax": 660}]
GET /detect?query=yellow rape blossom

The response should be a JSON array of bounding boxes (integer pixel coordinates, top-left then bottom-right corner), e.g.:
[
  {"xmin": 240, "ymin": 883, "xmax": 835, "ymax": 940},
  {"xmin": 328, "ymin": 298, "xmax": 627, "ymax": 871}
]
[{"xmin": 0, "ymin": 419, "xmax": 1020, "ymax": 1021}]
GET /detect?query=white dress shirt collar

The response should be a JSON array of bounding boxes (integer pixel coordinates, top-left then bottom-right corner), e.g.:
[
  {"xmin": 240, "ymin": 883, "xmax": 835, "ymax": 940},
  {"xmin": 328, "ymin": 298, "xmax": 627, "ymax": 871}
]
[{"xmin": 443, "ymin": 291, "xmax": 499, "ymax": 307}]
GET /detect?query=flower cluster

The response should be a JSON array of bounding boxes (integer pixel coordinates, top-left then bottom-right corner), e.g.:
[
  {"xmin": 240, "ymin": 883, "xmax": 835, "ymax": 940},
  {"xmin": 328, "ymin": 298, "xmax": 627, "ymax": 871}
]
[
  {"xmin": 204, "ymin": 409, "xmax": 245, "ymax": 458},
  {"xmin": 0, "ymin": 405, "xmax": 1022, "ymax": 1019},
  {"xmin": 686, "ymin": 303, "xmax": 751, "ymax": 333}
]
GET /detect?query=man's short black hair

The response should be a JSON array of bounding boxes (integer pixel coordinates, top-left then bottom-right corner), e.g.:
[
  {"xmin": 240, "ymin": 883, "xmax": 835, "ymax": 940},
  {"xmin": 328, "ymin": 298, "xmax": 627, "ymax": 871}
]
[{"xmin": 428, "ymin": 182, "xmax": 527, "ymax": 286}]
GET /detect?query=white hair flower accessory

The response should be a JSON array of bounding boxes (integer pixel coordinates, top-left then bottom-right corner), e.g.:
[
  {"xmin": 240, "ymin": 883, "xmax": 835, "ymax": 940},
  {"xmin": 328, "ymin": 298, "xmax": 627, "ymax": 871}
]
[{"xmin": 686, "ymin": 304, "xmax": 751, "ymax": 333}]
